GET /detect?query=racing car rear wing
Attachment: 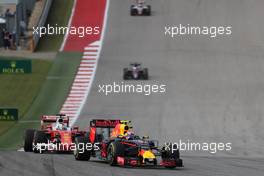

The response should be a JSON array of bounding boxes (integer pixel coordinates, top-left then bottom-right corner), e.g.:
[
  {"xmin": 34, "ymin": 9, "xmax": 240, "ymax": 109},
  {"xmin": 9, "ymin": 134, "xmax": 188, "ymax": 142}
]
[
  {"xmin": 90, "ymin": 119, "xmax": 131, "ymax": 128},
  {"xmin": 89, "ymin": 119, "xmax": 132, "ymax": 143}
]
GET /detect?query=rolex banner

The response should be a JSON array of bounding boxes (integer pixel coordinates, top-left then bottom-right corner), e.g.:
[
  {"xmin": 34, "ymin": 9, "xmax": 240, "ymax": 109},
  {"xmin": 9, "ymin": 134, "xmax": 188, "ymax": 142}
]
[
  {"xmin": 0, "ymin": 108, "xmax": 18, "ymax": 121},
  {"xmin": 0, "ymin": 60, "xmax": 32, "ymax": 74}
]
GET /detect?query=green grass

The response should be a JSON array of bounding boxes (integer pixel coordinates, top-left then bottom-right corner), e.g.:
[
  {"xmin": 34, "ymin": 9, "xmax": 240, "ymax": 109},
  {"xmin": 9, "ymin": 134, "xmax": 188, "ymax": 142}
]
[
  {"xmin": 0, "ymin": 52, "xmax": 82, "ymax": 149},
  {"xmin": 36, "ymin": 0, "xmax": 74, "ymax": 51},
  {"xmin": 0, "ymin": 0, "xmax": 79, "ymax": 150},
  {"xmin": 0, "ymin": 57, "xmax": 52, "ymax": 135}
]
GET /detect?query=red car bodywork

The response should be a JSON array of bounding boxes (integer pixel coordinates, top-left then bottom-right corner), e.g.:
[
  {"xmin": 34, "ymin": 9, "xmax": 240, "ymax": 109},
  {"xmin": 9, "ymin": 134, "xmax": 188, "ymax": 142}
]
[{"xmin": 40, "ymin": 115, "xmax": 86, "ymax": 152}]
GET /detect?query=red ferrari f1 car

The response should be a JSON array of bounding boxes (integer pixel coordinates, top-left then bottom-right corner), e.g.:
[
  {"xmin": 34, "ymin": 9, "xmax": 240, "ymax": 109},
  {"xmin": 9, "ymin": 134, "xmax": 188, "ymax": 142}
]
[
  {"xmin": 24, "ymin": 114, "xmax": 86, "ymax": 153},
  {"xmin": 73, "ymin": 119, "xmax": 183, "ymax": 168}
]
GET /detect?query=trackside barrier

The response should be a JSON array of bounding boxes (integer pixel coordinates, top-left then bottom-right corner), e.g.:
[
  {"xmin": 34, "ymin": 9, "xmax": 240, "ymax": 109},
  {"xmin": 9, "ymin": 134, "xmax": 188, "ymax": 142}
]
[{"xmin": 30, "ymin": 0, "xmax": 53, "ymax": 51}]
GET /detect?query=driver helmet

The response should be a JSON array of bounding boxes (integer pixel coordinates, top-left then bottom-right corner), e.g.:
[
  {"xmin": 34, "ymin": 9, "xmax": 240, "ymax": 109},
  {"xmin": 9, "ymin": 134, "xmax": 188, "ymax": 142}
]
[
  {"xmin": 125, "ymin": 131, "xmax": 135, "ymax": 140},
  {"xmin": 58, "ymin": 118, "xmax": 63, "ymax": 124},
  {"xmin": 137, "ymin": 0, "xmax": 145, "ymax": 4},
  {"xmin": 57, "ymin": 118, "xmax": 66, "ymax": 130}
]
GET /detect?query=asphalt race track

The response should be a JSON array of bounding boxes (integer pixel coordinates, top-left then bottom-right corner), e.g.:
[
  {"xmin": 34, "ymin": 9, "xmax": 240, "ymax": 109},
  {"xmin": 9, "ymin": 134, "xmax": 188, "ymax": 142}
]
[
  {"xmin": 1, "ymin": 0, "xmax": 264, "ymax": 175},
  {"xmin": 78, "ymin": 0, "xmax": 264, "ymax": 157}
]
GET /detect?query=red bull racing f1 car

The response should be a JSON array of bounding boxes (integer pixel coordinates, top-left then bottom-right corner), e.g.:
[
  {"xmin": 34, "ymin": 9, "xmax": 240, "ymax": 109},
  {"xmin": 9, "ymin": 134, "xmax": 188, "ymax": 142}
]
[{"xmin": 74, "ymin": 119, "xmax": 183, "ymax": 168}]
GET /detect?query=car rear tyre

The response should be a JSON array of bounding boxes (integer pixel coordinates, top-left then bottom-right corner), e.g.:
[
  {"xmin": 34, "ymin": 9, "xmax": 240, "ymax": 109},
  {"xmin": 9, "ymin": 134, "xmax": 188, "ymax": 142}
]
[
  {"xmin": 24, "ymin": 129, "xmax": 35, "ymax": 152},
  {"xmin": 74, "ymin": 137, "xmax": 91, "ymax": 161}
]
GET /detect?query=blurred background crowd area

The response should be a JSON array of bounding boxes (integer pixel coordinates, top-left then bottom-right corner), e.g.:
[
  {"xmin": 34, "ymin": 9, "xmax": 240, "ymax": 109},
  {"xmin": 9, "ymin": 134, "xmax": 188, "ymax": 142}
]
[{"xmin": 0, "ymin": 0, "xmax": 50, "ymax": 51}]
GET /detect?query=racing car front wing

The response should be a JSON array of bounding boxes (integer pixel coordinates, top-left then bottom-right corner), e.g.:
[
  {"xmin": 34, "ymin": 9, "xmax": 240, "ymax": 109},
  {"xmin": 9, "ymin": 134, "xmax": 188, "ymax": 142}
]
[{"xmin": 116, "ymin": 156, "xmax": 183, "ymax": 167}]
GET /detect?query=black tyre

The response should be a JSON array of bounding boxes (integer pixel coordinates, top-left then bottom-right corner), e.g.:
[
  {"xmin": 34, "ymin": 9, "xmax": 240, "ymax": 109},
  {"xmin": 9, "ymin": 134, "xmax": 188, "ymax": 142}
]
[
  {"xmin": 107, "ymin": 141, "xmax": 125, "ymax": 166},
  {"xmin": 143, "ymin": 6, "xmax": 151, "ymax": 16},
  {"xmin": 176, "ymin": 158, "xmax": 183, "ymax": 167},
  {"xmin": 147, "ymin": 5, "xmax": 151, "ymax": 16},
  {"xmin": 24, "ymin": 129, "xmax": 35, "ymax": 152},
  {"xmin": 153, "ymin": 158, "xmax": 157, "ymax": 165},
  {"xmin": 123, "ymin": 68, "xmax": 129, "ymax": 80},
  {"xmin": 161, "ymin": 147, "xmax": 180, "ymax": 159},
  {"xmin": 130, "ymin": 6, "xmax": 137, "ymax": 16},
  {"xmin": 74, "ymin": 136, "xmax": 91, "ymax": 161},
  {"xmin": 33, "ymin": 131, "xmax": 47, "ymax": 153},
  {"xmin": 170, "ymin": 149, "xmax": 180, "ymax": 159},
  {"xmin": 143, "ymin": 68, "xmax": 149, "ymax": 80},
  {"xmin": 162, "ymin": 144, "xmax": 181, "ymax": 168}
]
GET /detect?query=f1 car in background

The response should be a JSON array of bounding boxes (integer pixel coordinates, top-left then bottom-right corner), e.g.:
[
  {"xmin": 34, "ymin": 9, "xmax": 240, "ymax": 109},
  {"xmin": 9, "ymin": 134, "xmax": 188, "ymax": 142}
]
[
  {"xmin": 24, "ymin": 114, "xmax": 86, "ymax": 153},
  {"xmin": 130, "ymin": 0, "xmax": 151, "ymax": 16},
  {"xmin": 74, "ymin": 119, "xmax": 183, "ymax": 168},
  {"xmin": 123, "ymin": 62, "xmax": 149, "ymax": 80}
]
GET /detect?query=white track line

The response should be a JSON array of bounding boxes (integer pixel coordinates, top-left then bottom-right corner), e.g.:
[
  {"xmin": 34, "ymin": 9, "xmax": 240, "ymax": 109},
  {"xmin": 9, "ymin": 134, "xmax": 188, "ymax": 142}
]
[
  {"xmin": 80, "ymin": 64, "xmax": 94, "ymax": 67},
  {"xmin": 18, "ymin": 148, "xmax": 24, "ymax": 152},
  {"xmin": 76, "ymin": 71, "xmax": 93, "ymax": 74},
  {"xmin": 84, "ymin": 47, "xmax": 98, "ymax": 49},
  {"xmin": 81, "ymin": 60, "xmax": 96, "ymax": 64},
  {"xmin": 72, "ymin": 84, "xmax": 90, "ymax": 88},
  {"xmin": 75, "ymin": 76, "xmax": 91, "ymax": 79},
  {"xmin": 83, "ymin": 52, "xmax": 98, "ymax": 55},
  {"xmin": 82, "ymin": 56, "xmax": 97, "ymax": 59}
]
